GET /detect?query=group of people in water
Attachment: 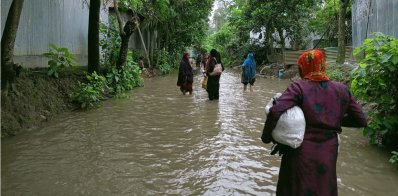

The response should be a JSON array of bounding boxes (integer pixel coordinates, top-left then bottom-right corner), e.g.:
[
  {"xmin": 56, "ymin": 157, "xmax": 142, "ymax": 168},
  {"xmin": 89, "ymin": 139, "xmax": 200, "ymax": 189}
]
[
  {"xmin": 177, "ymin": 48, "xmax": 256, "ymax": 99},
  {"xmin": 177, "ymin": 48, "xmax": 368, "ymax": 195}
]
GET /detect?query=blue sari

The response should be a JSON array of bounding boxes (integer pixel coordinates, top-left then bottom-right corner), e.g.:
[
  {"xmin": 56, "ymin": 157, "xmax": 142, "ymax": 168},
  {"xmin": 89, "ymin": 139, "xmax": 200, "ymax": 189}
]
[{"xmin": 241, "ymin": 53, "xmax": 256, "ymax": 83}]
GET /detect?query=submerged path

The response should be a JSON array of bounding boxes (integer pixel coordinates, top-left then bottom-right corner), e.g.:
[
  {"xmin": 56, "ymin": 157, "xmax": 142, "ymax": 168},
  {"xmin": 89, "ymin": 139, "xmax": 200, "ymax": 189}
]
[{"xmin": 2, "ymin": 70, "xmax": 398, "ymax": 195}]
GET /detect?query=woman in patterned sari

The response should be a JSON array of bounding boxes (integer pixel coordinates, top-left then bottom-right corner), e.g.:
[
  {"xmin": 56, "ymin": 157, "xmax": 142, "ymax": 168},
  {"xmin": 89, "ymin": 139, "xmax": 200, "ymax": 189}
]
[
  {"xmin": 261, "ymin": 49, "xmax": 367, "ymax": 196},
  {"xmin": 176, "ymin": 52, "xmax": 193, "ymax": 95}
]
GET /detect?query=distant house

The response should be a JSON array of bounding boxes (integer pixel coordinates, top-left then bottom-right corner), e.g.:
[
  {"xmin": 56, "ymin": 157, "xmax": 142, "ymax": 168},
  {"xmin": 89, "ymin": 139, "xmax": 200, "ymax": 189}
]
[
  {"xmin": 250, "ymin": 29, "xmax": 295, "ymax": 50},
  {"xmin": 352, "ymin": 0, "xmax": 398, "ymax": 48}
]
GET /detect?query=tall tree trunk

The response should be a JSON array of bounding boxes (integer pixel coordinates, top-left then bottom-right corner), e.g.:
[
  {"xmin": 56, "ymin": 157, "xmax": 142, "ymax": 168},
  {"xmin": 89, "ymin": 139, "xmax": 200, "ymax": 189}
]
[
  {"xmin": 157, "ymin": 25, "xmax": 161, "ymax": 51},
  {"xmin": 149, "ymin": 29, "xmax": 154, "ymax": 65},
  {"xmin": 87, "ymin": 0, "xmax": 101, "ymax": 73},
  {"xmin": 1, "ymin": 0, "xmax": 24, "ymax": 89},
  {"xmin": 276, "ymin": 28, "xmax": 285, "ymax": 53},
  {"xmin": 265, "ymin": 23, "xmax": 273, "ymax": 55},
  {"xmin": 113, "ymin": 0, "xmax": 135, "ymax": 68},
  {"xmin": 337, "ymin": 0, "xmax": 349, "ymax": 64},
  {"xmin": 276, "ymin": 27, "xmax": 286, "ymax": 67},
  {"xmin": 116, "ymin": 21, "xmax": 135, "ymax": 68}
]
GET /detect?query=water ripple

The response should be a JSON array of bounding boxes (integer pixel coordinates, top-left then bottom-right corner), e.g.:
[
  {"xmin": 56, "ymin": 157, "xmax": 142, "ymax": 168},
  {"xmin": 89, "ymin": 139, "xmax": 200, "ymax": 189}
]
[{"xmin": 2, "ymin": 71, "xmax": 398, "ymax": 195}]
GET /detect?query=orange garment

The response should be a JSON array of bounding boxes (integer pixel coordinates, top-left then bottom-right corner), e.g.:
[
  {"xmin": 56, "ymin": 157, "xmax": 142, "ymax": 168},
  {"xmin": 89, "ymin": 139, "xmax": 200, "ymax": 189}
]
[{"xmin": 297, "ymin": 49, "xmax": 329, "ymax": 82}]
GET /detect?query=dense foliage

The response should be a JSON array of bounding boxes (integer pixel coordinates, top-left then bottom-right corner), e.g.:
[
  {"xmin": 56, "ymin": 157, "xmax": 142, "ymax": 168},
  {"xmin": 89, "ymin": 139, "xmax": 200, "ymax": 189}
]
[
  {"xmin": 117, "ymin": 0, "xmax": 213, "ymax": 55},
  {"xmin": 326, "ymin": 66, "xmax": 344, "ymax": 81},
  {"xmin": 153, "ymin": 49, "xmax": 179, "ymax": 75},
  {"xmin": 309, "ymin": 0, "xmax": 352, "ymax": 48},
  {"xmin": 158, "ymin": 0, "xmax": 213, "ymax": 53},
  {"xmin": 205, "ymin": 0, "xmax": 322, "ymax": 65},
  {"xmin": 350, "ymin": 33, "xmax": 398, "ymax": 168},
  {"xmin": 70, "ymin": 18, "xmax": 144, "ymax": 109},
  {"xmin": 70, "ymin": 51, "xmax": 143, "ymax": 109},
  {"xmin": 99, "ymin": 20, "xmax": 121, "ymax": 69},
  {"xmin": 204, "ymin": 0, "xmax": 353, "ymax": 66}
]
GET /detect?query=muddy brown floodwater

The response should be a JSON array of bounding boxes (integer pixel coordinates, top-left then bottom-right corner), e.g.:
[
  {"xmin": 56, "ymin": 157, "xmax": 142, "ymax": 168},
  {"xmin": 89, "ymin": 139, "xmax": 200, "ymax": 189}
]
[{"xmin": 2, "ymin": 70, "xmax": 398, "ymax": 195}]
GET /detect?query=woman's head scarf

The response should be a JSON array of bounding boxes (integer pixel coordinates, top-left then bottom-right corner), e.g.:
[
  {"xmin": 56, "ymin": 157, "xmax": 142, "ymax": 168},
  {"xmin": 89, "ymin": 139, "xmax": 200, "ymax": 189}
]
[
  {"xmin": 182, "ymin": 52, "xmax": 190, "ymax": 61},
  {"xmin": 297, "ymin": 49, "xmax": 329, "ymax": 82},
  {"xmin": 243, "ymin": 53, "xmax": 256, "ymax": 67},
  {"xmin": 181, "ymin": 52, "xmax": 191, "ymax": 66}
]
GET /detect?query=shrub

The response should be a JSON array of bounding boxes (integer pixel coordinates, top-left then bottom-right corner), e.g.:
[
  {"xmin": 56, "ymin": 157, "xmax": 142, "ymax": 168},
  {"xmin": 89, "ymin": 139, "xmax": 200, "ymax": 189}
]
[
  {"xmin": 154, "ymin": 49, "xmax": 176, "ymax": 75},
  {"xmin": 106, "ymin": 51, "xmax": 143, "ymax": 95},
  {"xmin": 44, "ymin": 44, "xmax": 76, "ymax": 78},
  {"xmin": 70, "ymin": 72, "xmax": 106, "ymax": 109},
  {"xmin": 390, "ymin": 151, "xmax": 398, "ymax": 170},
  {"xmin": 350, "ymin": 33, "xmax": 398, "ymax": 168},
  {"xmin": 328, "ymin": 69, "xmax": 344, "ymax": 81},
  {"xmin": 326, "ymin": 63, "xmax": 344, "ymax": 81}
]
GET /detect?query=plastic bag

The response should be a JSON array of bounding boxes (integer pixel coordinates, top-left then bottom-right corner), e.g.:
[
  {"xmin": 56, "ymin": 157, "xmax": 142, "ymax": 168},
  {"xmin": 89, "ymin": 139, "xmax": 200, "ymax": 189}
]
[
  {"xmin": 209, "ymin": 57, "xmax": 222, "ymax": 76},
  {"xmin": 265, "ymin": 93, "xmax": 305, "ymax": 148},
  {"xmin": 210, "ymin": 64, "xmax": 222, "ymax": 76},
  {"xmin": 201, "ymin": 76, "xmax": 208, "ymax": 89}
]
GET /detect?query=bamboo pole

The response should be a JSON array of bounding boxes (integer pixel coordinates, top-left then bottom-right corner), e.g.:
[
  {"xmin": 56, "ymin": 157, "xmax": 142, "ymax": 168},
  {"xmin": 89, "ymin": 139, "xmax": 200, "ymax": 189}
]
[{"xmin": 135, "ymin": 19, "xmax": 151, "ymax": 68}]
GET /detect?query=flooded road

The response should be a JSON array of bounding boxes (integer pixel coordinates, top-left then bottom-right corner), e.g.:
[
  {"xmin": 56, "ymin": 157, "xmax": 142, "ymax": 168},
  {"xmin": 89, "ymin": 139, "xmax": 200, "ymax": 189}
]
[{"xmin": 2, "ymin": 70, "xmax": 398, "ymax": 195}]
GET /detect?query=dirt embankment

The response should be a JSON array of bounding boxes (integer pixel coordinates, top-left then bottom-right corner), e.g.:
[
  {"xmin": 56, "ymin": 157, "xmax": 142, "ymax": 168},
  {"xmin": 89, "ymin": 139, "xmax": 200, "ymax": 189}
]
[
  {"xmin": 258, "ymin": 64, "xmax": 300, "ymax": 79},
  {"xmin": 255, "ymin": 62, "xmax": 357, "ymax": 82},
  {"xmin": 1, "ymin": 70, "xmax": 84, "ymax": 137},
  {"xmin": 1, "ymin": 67, "xmax": 161, "ymax": 138}
]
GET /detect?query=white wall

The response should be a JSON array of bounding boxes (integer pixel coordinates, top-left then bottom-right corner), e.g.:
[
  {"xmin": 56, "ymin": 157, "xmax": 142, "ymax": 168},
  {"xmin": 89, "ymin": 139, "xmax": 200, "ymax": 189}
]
[{"xmin": 1, "ymin": 0, "xmax": 107, "ymax": 67}]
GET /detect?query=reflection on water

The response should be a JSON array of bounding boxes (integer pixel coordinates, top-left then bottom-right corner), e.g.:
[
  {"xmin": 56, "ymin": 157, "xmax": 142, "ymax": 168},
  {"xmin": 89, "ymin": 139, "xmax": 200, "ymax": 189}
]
[{"xmin": 2, "ymin": 70, "xmax": 398, "ymax": 195}]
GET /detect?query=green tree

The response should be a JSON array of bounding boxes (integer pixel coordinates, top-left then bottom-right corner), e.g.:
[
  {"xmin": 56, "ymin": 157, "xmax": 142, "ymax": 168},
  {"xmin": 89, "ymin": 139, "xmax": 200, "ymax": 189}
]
[
  {"xmin": 157, "ymin": 0, "xmax": 213, "ymax": 53},
  {"xmin": 212, "ymin": 0, "xmax": 317, "ymax": 64},
  {"xmin": 113, "ymin": 0, "xmax": 139, "ymax": 68},
  {"xmin": 111, "ymin": 0, "xmax": 213, "ymax": 66},
  {"xmin": 210, "ymin": 0, "xmax": 230, "ymax": 33},
  {"xmin": 308, "ymin": 0, "xmax": 352, "ymax": 49},
  {"xmin": 205, "ymin": 23, "xmax": 235, "ymax": 64},
  {"xmin": 309, "ymin": 0, "xmax": 339, "ymax": 47},
  {"xmin": 113, "ymin": 0, "xmax": 179, "ymax": 69},
  {"xmin": 337, "ymin": 0, "xmax": 350, "ymax": 64},
  {"xmin": 245, "ymin": 1, "xmax": 315, "ymax": 51}
]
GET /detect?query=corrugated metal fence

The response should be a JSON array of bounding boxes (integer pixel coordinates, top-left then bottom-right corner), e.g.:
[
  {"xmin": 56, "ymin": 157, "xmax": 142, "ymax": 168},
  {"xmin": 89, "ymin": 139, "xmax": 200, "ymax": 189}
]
[
  {"xmin": 282, "ymin": 47, "xmax": 354, "ymax": 65},
  {"xmin": 352, "ymin": 0, "xmax": 398, "ymax": 48},
  {"xmin": 1, "ymin": 0, "xmax": 92, "ymax": 67}
]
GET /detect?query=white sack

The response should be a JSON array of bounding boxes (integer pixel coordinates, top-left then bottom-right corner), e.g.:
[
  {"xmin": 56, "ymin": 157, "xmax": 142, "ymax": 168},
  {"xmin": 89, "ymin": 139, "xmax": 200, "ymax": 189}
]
[{"xmin": 265, "ymin": 93, "xmax": 305, "ymax": 148}]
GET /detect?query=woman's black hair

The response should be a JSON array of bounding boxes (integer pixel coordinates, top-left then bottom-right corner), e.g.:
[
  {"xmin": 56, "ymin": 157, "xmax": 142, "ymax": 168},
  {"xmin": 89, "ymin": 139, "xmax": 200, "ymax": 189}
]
[{"xmin": 210, "ymin": 49, "xmax": 217, "ymax": 58}]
